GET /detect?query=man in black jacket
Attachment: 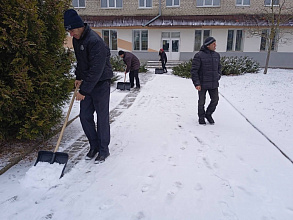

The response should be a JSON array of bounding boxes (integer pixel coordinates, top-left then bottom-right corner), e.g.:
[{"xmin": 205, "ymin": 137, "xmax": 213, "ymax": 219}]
[
  {"xmin": 64, "ymin": 9, "xmax": 113, "ymax": 163},
  {"xmin": 159, "ymin": 49, "xmax": 167, "ymax": 73},
  {"xmin": 191, "ymin": 37, "xmax": 221, "ymax": 125}
]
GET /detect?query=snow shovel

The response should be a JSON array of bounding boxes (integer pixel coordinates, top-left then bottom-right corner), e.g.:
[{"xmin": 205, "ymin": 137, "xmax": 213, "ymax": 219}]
[
  {"xmin": 117, "ymin": 73, "xmax": 131, "ymax": 90},
  {"xmin": 34, "ymin": 86, "xmax": 79, "ymax": 178}
]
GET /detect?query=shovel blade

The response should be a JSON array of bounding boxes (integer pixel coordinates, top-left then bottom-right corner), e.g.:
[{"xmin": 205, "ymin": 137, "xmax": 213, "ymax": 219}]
[
  {"xmin": 53, "ymin": 152, "xmax": 69, "ymax": 164},
  {"xmin": 34, "ymin": 151, "xmax": 69, "ymax": 178},
  {"xmin": 35, "ymin": 151, "xmax": 69, "ymax": 165},
  {"xmin": 155, "ymin": 68, "xmax": 164, "ymax": 74},
  {"xmin": 117, "ymin": 82, "xmax": 131, "ymax": 90},
  {"xmin": 34, "ymin": 150, "xmax": 54, "ymax": 164}
]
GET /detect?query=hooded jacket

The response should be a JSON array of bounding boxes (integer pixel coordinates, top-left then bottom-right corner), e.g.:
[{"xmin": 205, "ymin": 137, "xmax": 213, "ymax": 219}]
[
  {"xmin": 73, "ymin": 24, "xmax": 113, "ymax": 95},
  {"xmin": 191, "ymin": 45, "xmax": 221, "ymax": 89}
]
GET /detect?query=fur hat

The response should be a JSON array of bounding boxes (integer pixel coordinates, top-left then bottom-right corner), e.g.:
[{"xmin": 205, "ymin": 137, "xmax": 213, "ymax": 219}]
[{"xmin": 64, "ymin": 9, "xmax": 84, "ymax": 31}]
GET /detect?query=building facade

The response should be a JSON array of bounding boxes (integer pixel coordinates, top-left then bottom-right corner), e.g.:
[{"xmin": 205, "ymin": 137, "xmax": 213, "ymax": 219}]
[{"xmin": 68, "ymin": 0, "xmax": 293, "ymax": 68}]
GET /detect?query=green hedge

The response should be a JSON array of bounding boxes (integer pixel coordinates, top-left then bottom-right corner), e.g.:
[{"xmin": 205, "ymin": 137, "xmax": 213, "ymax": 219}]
[
  {"xmin": 0, "ymin": 0, "xmax": 73, "ymax": 140},
  {"xmin": 221, "ymin": 56, "xmax": 260, "ymax": 75},
  {"xmin": 110, "ymin": 55, "xmax": 125, "ymax": 72}
]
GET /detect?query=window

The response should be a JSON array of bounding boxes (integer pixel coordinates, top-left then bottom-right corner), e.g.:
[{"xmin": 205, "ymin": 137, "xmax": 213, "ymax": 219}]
[
  {"xmin": 197, "ymin": 0, "xmax": 220, "ymax": 7},
  {"xmin": 236, "ymin": 0, "xmax": 250, "ymax": 6},
  {"xmin": 72, "ymin": 0, "xmax": 85, "ymax": 8},
  {"xmin": 260, "ymin": 29, "xmax": 278, "ymax": 51},
  {"xmin": 226, "ymin": 30, "xmax": 243, "ymax": 51},
  {"xmin": 166, "ymin": 0, "xmax": 180, "ymax": 7},
  {"xmin": 101, "ymin": 0, "xmax": 123, "ymax": 8},
  {"xmin": 139, "ymin": 0, "xmax": 152, "ymax": 8},
  {"xmin": 264, "ymin": 0, "xmax": 279, "ymax": 6},
  {"xmin": 133, "ymin": 30, "xmax": 148, "ymax": 51},
  {"xmin": 194, "ymin": 30, "xmax": 210, "ymax": 51},
  {"xmin": 102, "ymin": 30, "xmax": 117, "ymax": 50}
]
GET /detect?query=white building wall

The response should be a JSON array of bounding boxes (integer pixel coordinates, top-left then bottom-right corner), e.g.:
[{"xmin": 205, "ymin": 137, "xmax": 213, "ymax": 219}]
[
  {"xmin": 148, "ymin": 29, "xmax": 161, "ymax": 51},
  {"xmin": 278, "ymin": 32, "xmax": 293, "ymax": 52},
  {"xmin": 180, "ymin": 29, "xmax": 195, "ymax": 52},
  {"xmin": 117, "ymin": 29, "xmax": 133, "ymax": 51}
]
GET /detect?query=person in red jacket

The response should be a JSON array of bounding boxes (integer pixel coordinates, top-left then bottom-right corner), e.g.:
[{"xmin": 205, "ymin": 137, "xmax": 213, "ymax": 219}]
[
  {"xmin": 118, "ymin": 50, "xmax": 141, "ymax": 89},
  {"xmin": 159, "ymin": 48, "xmax": 167, "ymax": 73}
]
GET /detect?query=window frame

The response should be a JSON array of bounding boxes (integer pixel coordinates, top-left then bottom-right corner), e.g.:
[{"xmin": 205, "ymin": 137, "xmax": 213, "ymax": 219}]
[
  {"xmin": 139, "ymin": 0, "xmax": 152, "ymax": 8},
  {"xmin": 235, "ymin": 0, "xmax": 250, "ymax": 6},
  {"xmin": 166, "ymin": 0, "xmax": 180, "ymax": 7},
  {"xmin": 194, "ymin": 29, "xmax": 211, "ymax": 51},
  {"xmin": 101, "ymin": 0, "xmax": 123, "ymax": 8},
  {"xmin": 226, "ymin": 29, "xmax": 244, "ymax": 52},
  {"xmin": 260, "ymin": 29, "xmax": 278, "ymax": 51},
  {"xmin": 133, "ymin": 30, "xmax": 148, "ymax": 51},
  {"xmin": 102, "ymin": 29, "xmax": 118, "ymax": 50},
  {"xmin": 196, "ymin": 0, "xmax": 221, "ymax": 7},
  {"xmin": 264, "ymin": 0, "xmax": 279, "ymax": 6},
  {"xmin": 72, "ymin": 0, "xmax": 86, "ymax": 8}
]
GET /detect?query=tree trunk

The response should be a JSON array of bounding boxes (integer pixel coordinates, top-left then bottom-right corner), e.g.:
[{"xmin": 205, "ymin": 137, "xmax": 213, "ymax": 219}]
[
  {"xmin": 263, "ymin": 48, "xmax": 271, "ymax": 74},
  {"xmin": 264, "ymin": 32, "xmax": 274, "ymax": 74}
]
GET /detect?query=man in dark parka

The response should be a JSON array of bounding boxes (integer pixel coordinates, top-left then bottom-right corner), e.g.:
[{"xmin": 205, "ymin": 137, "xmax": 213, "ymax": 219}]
[
  {"xmin": 118, "ymin": 50, "xmax": 141, "ymax": 89},
  {"xmin": 64, "ymin": 9, "xmax": 113, "ymax": 163},
  {"xmin": 191, "ymin": 37, "xmax": 221, "ymax": 125},
  {"xmin": 159, "ymin": 48, "xmax": 167, "ymax": 73}
]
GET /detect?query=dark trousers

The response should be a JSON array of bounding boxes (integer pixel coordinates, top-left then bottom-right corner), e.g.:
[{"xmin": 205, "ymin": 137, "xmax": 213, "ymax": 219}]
[
  {"xmin": 129, "ymin": 69, "xmax": 140, "ymax": 88},
  {"xmin": 161, "ymin": 61, "xmax": 167, "ymax": 72},
  {"xmin": 198, "ymin": 88, "xmax": 219, "ymax": 119},
  {"xmin": 79, "ymin": 80, "xmax": 111, "ymax": 156}
]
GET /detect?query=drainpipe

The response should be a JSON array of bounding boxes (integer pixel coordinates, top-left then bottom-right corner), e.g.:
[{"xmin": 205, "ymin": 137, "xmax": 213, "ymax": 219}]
[{"xmin": 142, "ymin": 0, "xmax": 162, "ymax": 27}]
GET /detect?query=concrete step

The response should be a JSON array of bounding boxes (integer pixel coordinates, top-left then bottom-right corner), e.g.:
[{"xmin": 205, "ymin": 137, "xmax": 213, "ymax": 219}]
[{"xmin": 145, "ymin": 60, "xmax": 184, "ymax": 68}]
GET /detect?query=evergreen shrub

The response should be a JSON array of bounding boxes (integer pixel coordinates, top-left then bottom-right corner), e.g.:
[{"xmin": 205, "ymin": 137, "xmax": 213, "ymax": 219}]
[
  {"xmin": 172, "ymin": 59, "xmax": 193, "ymax": 78},
  {"xmin": 139, "ymin": 63, "xmax": 148, "ymax": 73},
  {"xmin": 221, "ymin": 56, "xmax": 260, "ymax": 75},
  {"xmin": 0, "ymin": 0, "xmax": 73, "ymax": 140},
  {"xmin": 110, "ymin": 55, "xmax": 125, "ymax": 72}
]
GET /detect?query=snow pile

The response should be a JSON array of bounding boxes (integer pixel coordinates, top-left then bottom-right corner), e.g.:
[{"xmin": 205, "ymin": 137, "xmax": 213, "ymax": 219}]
[{"xmin": 20, "ymin": 162, "xmax": 63, "ymax": 189}]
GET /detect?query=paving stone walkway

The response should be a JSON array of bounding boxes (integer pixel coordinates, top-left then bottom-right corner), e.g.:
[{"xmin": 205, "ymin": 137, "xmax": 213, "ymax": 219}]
[{"xmin": 62, "ymin": 72, "xmax": 155, "ymax": 174}]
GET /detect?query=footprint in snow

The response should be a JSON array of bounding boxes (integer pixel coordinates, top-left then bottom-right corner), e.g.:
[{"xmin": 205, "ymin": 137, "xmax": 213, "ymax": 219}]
[
  {"xmin": 99, "ymin": 199, "xmax": 115, "ymax": 210},
  {"xmin": 132, "ymin": 211, "xmax": 145, "ymax": 220},
  {"xmin": 202, "ymin": 157, "xmax": 213, "ymax": 170},
  {"xmin": 219, "ymin": 201, "xmax": 238, "ymax": 219},
  {"xmin": 166, "ymin": 181, "xmax": 183, "ymax": 202},
  {"xmin": 194, "ymin": 183, "xmax": 203, "ymax": 191},
  {"xmin": 1, "ymin": 195, "xmax": 18, "ymax": 204},
  {"xmin": 141, "ymin": 185, "xmax": 150, "ymax": 193}
]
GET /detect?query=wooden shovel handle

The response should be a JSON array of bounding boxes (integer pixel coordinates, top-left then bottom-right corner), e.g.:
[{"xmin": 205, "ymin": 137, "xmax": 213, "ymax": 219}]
[{"xmin": 54, "ymin": 86, "xmax": 79, "ymax": 153}]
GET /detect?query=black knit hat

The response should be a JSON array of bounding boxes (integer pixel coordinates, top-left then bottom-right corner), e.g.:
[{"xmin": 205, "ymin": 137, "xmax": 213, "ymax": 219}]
[
  {"xmin": 64, "ymin": 9, "xmax": 84, "ymax": 31},
  {"xmin": 118, "ymin": 50, "xmax": 125, "ymax": 55},
  {"xmin": 204, "ymin": 37, "xmax": 216, "ymax": 46}
]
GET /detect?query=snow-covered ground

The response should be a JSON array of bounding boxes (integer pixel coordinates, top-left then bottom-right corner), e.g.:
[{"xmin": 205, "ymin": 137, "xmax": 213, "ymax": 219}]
[{"xmin": 0, "ymin": 68, "xmax": 293, "ymax": 220}]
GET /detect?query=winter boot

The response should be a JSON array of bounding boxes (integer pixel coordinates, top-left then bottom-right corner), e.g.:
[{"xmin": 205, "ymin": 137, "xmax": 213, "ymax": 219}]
[
  {"xmin": 205, "ymin": 114, "xmax": 215, "ymax": 124},
  {"xmin": 199, "ymin": 118, "xmax": 206, "ymax": 125},
  {"xmin": 95, "ymin": 152, "xmax": 110, "ymax": 164},
  {"xmin": 86, "ymin": 148, "xmax": 98, "ymax": 160}
]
